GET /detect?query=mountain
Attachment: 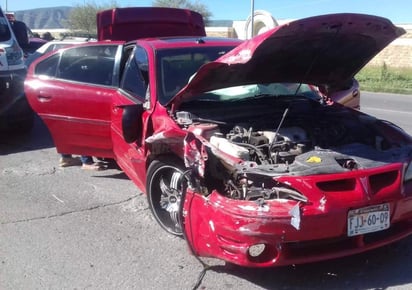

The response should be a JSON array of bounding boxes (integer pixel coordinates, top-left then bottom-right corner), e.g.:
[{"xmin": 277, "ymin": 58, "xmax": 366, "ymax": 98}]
[{"xmin": 14, "ymin": 7, "xmax": 73, "ymax": 29}]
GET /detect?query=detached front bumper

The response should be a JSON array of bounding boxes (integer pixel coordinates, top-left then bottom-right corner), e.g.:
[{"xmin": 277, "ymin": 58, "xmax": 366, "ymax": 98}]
[{"xmin": 183, "ymin": 163, "xmax": 412, "ymax": 267}]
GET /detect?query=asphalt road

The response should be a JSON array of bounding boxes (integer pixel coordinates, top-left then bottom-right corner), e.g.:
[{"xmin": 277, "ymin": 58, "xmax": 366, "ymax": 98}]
[
  {"xmin": 361, "ymin": 91, "xmax": 412, "ymax": 135},
  {"xmin": 1, "ymin": 92, "xmax": 412, "ymax": 290}
]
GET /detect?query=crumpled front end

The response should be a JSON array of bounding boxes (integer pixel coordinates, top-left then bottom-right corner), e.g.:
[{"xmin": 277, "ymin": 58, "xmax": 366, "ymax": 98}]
[
  {"xmin": 178, "ymin": 103, "xmax": 412, "ymax": 266},
  {"xmin": 165, "ymin": 12, "xmax": 412, "ymax": 267},
  {"xmin": 182, "ymin": 160, "xmax": 412, "ymax": 267}
]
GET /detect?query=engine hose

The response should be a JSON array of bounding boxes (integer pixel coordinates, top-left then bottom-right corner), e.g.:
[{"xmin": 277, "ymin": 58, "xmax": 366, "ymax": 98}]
[{"xmin": 233, "ymin": 141, "xmax": 268, "ymax": 163}]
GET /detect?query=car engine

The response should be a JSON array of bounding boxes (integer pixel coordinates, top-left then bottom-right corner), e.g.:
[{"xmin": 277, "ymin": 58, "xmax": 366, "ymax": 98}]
[
  {"xmin": 175, "ymin": 97, "xmax": 412, "ymax": 201},
  {"xmin": 214, "ymin": 124, "xmax": 309, "ymax": 165}
]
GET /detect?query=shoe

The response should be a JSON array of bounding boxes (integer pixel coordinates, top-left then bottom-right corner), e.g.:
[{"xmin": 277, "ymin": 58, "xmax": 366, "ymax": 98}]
[
  {"xmin": 81, "ymin": 162, "xmax": 107, "ymax": 171},
  {"xmin": 59, "ymin": 156, "xmax": 82, "ymax": 167}
]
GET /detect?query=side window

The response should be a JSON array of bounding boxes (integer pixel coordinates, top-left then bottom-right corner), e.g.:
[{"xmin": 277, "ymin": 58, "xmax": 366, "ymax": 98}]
[
  {"xmin": 57, "ymin": 45, "xmax": 117, "ymax": 85},
  {"xmin": 135, "ymin": 46, "xmax": 149, "ymax": 88},
  {"xmin": 120, "ymin": 46, "xmax": 149, "ymax": 98},
  {"xmin": 34, "ymin": 54, "xmax": 60, "ymax": 76}
]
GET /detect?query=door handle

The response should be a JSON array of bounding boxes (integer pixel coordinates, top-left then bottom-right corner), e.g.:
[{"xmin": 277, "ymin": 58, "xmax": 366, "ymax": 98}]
[{"xmin": 37, "ymin": 95, "xmax": 52, "ymax": 102}]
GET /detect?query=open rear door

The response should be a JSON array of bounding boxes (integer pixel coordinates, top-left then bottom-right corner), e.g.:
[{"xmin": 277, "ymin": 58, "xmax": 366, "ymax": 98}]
[{"xmin": 25, "ymin": 43, "xmax": 123, "ymax": 158}]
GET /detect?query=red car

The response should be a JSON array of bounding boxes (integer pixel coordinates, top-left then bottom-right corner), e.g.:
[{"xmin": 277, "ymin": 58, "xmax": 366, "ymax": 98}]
[{"xmin": 25, "ymin": 9, "xmax": 412, "ymax": 267}]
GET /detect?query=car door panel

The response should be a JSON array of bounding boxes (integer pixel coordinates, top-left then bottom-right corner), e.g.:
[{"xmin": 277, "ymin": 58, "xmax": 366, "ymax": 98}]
[
  {"xmin": 38, "ymin": 81, "xmax": 115, "ymax": 158},
  {"xmin": 110, "ymin": 45, "xmax": 151, "ymax": 190},
  {"xmin": 111, "ymin": 91, "xmax": 147, "ymax": 189},
  {"xmin": 25, "ymin": 44, "xmax": 122, "ymax": 158}
]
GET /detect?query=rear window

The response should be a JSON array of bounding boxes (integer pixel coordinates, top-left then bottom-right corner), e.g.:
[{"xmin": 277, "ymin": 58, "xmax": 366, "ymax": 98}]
[{"xmin": 0, "ymin": 17, "xmax": 11, "ymax": 41}]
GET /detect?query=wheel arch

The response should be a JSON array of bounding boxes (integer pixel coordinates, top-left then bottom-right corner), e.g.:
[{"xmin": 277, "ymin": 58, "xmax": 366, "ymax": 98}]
[{"xmin": 145, "ymin": 153, "xmax": 187, "ymax": 236}]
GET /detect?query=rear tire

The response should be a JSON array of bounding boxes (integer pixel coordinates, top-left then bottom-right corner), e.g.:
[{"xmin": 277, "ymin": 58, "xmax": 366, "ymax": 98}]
[{"xmin": 146, "ymin": 157, "xmax": 186, "ymax": 236}]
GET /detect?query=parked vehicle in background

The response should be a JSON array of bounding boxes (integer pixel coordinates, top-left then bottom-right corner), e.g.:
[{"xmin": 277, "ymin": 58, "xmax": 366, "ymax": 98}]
[
  {"xmin": 25, "ymin": 38, "xmax": 94, "ymax": 68},
  {"xmin": 26, "ymin": 8, "xmax": 408, "ymax": 268},
  {"xmin": 0, "ymin": 7, "xmax": 34, "ymax": 133},
  {"xmin": 320, "ymin": 78, "xmax": 361, "ymax": 109},
  {"xmin": 96, "ymin": 6, "xmax": 205, "ymax": 41},
  {"xmin": 5, "ymin": 11, "xmax": 47, "ymax": 56}
]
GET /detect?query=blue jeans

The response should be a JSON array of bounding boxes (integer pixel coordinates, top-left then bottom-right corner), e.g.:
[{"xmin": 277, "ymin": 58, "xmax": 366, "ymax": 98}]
[{"xmin": 61, "ymin": 154, "xmax": 93, "ymax": 165}]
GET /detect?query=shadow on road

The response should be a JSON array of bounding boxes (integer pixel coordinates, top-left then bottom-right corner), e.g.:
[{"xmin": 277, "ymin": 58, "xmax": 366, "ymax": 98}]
[
  {"xmin": 93, "ymin": 172, "xmax": 130, "ymax": 180},
  {"xmin": 199, "ymin": 235, "xmax": 412, "ymax": 289},
  {"xmin": 90, "ymin": 159, "xmax": 130, "ymax": 180},
  {"xmin": 0, "ymin": 115, "xmax": 55, "ymax": 155}
]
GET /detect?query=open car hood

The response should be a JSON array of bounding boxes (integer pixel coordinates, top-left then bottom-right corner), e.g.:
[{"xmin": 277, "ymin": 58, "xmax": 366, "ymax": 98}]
[{"xmin": 171, "ymin": 13, "xmax": 405, "ymax": 105}]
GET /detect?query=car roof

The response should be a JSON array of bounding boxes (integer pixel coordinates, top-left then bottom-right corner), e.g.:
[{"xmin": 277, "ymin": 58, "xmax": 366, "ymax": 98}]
[{"xmin": 133, "ymin": 36, "xmax": 243, "ymax": 49}]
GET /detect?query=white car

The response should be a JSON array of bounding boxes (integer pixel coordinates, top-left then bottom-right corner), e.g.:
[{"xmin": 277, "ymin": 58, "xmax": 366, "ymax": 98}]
[{"xmin": 25, "ymin": 38, "xmax": 95, "ymax": 68}]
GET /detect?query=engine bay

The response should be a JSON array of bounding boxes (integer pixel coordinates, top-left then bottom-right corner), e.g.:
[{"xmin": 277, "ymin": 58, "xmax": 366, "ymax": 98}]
[{"xmin": 175, "ymin": 96, "xmax": 412, "ymax": 201}]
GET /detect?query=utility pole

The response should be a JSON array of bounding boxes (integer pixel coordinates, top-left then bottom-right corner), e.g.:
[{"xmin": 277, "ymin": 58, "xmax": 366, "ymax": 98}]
[{"xmin": 250, "ymin": 0, "xmax": 254, "ymax": 39}]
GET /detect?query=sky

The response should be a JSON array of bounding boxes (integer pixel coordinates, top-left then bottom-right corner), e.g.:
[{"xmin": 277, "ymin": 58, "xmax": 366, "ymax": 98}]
[{"xmin": 3, "ymin": 0, "xmax": 412, "ymax": 24}]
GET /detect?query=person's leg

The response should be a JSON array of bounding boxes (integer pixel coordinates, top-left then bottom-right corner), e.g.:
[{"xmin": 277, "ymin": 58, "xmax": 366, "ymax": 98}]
[
  {"xmin": 81, "ymin": 156, "xmax": 106, "ymax": 171},
  {"xmin": 59, "ymin": 154, "xmax": 81, "ymax": 167},
  {"xmin": 80, "ymin": 155, "xmax": 93, "ymax": 164}
]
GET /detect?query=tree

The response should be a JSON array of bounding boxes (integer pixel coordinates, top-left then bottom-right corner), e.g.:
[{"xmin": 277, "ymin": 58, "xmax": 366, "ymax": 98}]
[
  {"xmin": 152, "ymin": 0, "xmax": 212, "ymax": 23},
  {"xmin": 65, "ymin": 1, "xmax": 119, "ymax": 36}
]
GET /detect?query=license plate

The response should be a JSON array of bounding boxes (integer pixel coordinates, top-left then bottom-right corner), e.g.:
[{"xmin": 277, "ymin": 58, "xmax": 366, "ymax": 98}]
[{"xmin": 347, "ymin": 203, "xmax": 390, "ymax": 237}]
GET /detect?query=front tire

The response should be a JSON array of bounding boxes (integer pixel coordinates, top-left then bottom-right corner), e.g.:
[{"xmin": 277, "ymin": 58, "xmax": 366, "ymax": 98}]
[{"xmin": 146, "ymin": 157, "xmax": 186, "ymax": 236}]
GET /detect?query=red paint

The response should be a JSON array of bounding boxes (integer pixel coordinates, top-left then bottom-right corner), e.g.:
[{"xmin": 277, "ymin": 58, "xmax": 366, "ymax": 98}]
[{"xmin": 24, "ymin": 9, "xmax": 412, "ymax": 267}]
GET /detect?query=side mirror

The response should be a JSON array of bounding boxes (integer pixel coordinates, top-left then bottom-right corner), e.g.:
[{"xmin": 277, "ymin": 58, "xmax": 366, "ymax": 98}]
[{"xmin": 121, "ymin": 104, "xmax": 144, "ymax": 143}]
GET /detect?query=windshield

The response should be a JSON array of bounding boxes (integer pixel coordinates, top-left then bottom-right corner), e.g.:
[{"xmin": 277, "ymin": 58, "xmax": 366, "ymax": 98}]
[
  {"xmin": 156, "ymin": 46, "xmax": 236, "ymax": 105},
  {"xmin": 189, "ymin": 83, "xmax": 322, "ymax": 102},
  {"xmin": 0, "ymin": 17, "xmax": 11, "ymax": 42}
]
